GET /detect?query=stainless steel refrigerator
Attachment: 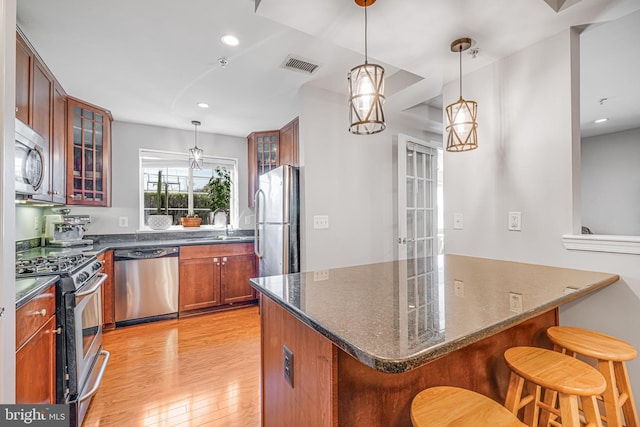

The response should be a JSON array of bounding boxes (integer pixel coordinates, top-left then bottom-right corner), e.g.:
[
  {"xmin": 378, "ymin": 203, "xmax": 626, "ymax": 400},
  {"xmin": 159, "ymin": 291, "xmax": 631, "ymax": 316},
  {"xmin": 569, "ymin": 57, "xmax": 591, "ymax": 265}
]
[{"xmin": 254, "ymin": 165, "xmax": 300, "ymax": 277}]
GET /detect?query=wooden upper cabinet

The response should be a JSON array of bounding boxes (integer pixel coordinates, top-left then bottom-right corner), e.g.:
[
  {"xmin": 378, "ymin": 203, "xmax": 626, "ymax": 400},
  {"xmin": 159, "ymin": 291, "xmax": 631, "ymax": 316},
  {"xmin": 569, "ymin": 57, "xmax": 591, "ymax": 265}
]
[
  {"xmin": 16, "ymin": 29, "xmax": 66, "ymax": 203},
  {"xmin": 66, "ymin": 96, "xmax": 112, "ymax": 206},
  {"xmin": 51, "ymin": 83, "xmax": 67, "ymax": 204},
  {"xmin": 247, "ymin": 130, "xmax": 279, "ymax": 207},
  {"xmin": 279, "ymin": 117, "xmax": 299, "ymax": 167},
  {"xmin": 15, "ymin": 33, "xmax": 32, "ymax": 124},
  {"xmin": 247, "ymin": 116, "xmax": 299, "ymax": 208}
]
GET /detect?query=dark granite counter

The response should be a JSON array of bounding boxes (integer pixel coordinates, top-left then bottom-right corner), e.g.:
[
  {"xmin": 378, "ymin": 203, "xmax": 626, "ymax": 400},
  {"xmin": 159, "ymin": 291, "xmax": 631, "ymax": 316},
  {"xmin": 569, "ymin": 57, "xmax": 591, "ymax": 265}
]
[
  {"xmin": 16, "ymin": 275, "xmax": 59, "ymax": 309},
  {"xmin": 16, "ymin": 231, "xmax": 254, "ymax": 259},
  {"xmin": 249, "ymin": 254, "xmax": 619, "ymax": 374}
]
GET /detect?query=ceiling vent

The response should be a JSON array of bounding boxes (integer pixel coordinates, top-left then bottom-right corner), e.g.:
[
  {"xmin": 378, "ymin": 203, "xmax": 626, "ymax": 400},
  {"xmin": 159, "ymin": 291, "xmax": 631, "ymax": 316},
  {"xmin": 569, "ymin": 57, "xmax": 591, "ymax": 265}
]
[{"xmin": 281, "ymin": 55, "xmax": 320, "ymax": 75}]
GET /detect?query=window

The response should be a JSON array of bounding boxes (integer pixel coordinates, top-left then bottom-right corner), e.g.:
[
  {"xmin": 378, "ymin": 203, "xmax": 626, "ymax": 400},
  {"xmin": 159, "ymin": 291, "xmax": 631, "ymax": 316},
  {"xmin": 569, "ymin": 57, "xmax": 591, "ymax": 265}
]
[{"xmin": 139, "ymin": 149, "xmax": 238, "ymax": 229}]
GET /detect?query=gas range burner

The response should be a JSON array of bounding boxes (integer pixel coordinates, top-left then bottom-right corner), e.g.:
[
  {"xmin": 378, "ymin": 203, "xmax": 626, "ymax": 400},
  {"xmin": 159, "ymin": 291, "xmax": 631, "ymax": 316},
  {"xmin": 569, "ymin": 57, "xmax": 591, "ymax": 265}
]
[{"xmin": 16, "ymin": 253, "xmax": 87, "ymax": 276}]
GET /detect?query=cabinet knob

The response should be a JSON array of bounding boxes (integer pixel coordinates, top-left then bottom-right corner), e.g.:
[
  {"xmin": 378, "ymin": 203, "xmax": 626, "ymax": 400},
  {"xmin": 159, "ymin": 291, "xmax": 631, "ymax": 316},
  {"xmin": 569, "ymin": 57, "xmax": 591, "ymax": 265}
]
[
  {"xmin": 35, "ymin": 309, "xmax": 47, "ymax": 317},
  {"xmin": 52, "ymin": 327, "xmax": 62, "ymax": 335}
]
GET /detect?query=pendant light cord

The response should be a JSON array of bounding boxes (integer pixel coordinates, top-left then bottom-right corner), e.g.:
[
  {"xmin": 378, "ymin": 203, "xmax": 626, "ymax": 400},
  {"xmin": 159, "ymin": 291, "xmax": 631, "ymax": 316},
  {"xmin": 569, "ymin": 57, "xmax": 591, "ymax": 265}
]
[
  {"xmin": 459, "ymin": 46, "xmax": 462, "ymax": 98},
  {"xmin": 364, "ymin": 0, "xmax": 368, "ymax": 64}
]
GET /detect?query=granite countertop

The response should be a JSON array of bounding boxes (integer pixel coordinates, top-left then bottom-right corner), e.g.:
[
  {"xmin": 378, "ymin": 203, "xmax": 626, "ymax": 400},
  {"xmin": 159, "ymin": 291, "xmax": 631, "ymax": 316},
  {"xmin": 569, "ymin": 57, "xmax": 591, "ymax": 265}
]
[
  {"xmin": 16, "ymin": 233, "xmax": 254, "ymax": 259},
  {"xmin": 249, "ymin": 255, "xmax": 619, "ymax": 374},
  {"xmin": 16, "ymin": 275, "xmax": 59, "ymax": 309}
]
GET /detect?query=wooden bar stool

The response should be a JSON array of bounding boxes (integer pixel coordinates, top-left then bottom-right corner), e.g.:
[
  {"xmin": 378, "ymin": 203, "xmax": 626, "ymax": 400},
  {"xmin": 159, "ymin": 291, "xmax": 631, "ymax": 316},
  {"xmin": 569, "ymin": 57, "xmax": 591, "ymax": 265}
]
[
  {"xmin": 504, "ymin": 346, "xmax": 606, "ymax": 427},
  {"xmin": 410, "ymin": 386, "xmax": 527, "ymax": 426},
  {"xmin": 547, "ymin": 326, "xmax": 639, "ymax": 427}
]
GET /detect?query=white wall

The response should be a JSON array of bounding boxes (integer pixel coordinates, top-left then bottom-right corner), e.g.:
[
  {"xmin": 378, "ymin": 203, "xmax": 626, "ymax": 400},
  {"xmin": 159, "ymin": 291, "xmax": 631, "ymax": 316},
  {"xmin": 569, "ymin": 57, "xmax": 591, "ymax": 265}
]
[
  {"xmin": 443, "ymin": 29, "xmax": 640, "ymax": 406},
  {"xmin": 15, "ymin": 206, "xmax": 43, "ymax": 240},
  {"xmin": 71, "ymin": 121, "xmax": 252, "ymax": 234},
  {"xmin": 582, "ymin": 127, "xmax": 640, "ymax": 235},
  {"xmin": 298, "ymin": 85, "xmax": 437, "ymax": 271},
  {"xmin": 0, "ymin": 0, "xmax": 17, "ymax": 403}
]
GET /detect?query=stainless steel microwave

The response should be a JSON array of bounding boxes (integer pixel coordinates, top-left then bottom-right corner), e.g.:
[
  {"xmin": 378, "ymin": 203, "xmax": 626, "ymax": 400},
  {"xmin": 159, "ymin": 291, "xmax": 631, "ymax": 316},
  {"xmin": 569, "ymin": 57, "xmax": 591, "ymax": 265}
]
[{"xmin": 15, "ymin": 118, "xmax": 46, "ymax": 195}]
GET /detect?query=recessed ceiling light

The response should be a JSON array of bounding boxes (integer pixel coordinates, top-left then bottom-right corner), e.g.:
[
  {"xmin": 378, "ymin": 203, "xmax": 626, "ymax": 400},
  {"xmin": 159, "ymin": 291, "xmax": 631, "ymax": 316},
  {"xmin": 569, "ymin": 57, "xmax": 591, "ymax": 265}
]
[
  {"xmin": 221, "ymin": 34, "xmax": 239, "ymax": 46},
  {"xmin": 197, "ymin": 103, "xmax": 209, "ymax": 109},
  {"xmin": 594, "ymin": 118, "xmax": 609, "ymax": 124}
]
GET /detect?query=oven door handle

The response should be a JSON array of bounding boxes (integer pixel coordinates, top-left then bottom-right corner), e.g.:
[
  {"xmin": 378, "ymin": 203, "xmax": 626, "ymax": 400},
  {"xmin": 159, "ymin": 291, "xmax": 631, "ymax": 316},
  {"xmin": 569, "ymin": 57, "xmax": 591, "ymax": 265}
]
[
  {"xmin": 76, "ymin": 273, "xmax": 108, "ymax": 297},
  {"xmin": 78, "ymin": 350, "xmax": 110, "ymax": 403}
]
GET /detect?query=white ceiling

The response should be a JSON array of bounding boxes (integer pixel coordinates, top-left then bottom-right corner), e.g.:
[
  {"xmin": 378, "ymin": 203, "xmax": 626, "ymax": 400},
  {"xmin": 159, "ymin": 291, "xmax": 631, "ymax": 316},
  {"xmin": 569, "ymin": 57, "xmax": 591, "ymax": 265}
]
[{"xmin": 16, "ymin": 0, "xmax": 640, "ymax": 138}]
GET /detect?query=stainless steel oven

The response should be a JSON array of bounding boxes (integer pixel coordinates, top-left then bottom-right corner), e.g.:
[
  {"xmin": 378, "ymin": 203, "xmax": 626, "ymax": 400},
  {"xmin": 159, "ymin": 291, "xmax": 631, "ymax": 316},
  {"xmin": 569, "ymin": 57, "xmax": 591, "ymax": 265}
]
[
  {"xmin": 16, "ymin": 252, "xmax": 110, "ymax": 427},
  {"xmin": 68, "ymin": 272, "xmax": 109, "ymax": 426},
  {"xmin": 74, "ymin": 273, "xmax": 107, "ymax": 394}
]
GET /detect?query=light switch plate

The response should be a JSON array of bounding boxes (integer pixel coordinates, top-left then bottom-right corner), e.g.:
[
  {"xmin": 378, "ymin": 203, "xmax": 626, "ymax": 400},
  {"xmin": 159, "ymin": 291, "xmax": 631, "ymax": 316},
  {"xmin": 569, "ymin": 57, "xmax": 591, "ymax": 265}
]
[
  {"xmin": 454, "ymin": 280, "xmax": 464, "ymax": 297},
  {"xmin": 453, "ymin": 213, "xmax": 464, "ymax": 230},
  {"xmin": 119, "ymin": 217, "xmax": 129, "ymax": 227},
  {"xmin": 508, "ymin": 212, "xmax": 521, "ymax": 231}
]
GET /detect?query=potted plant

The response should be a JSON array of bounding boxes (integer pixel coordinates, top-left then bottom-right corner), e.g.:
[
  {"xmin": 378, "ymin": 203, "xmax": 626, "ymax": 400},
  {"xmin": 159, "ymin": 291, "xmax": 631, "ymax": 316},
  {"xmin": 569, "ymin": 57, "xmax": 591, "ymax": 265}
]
[
  {"xmin": 204, "ymin": 167, "xmax": 231, "ymax": 227},
  {"xmin": 181, "ymin": 212, "xmax": 202, "ymax": 228},
  {"xmin": 147, "ymin": 171, "xmax": 173, "ymax": 230}
]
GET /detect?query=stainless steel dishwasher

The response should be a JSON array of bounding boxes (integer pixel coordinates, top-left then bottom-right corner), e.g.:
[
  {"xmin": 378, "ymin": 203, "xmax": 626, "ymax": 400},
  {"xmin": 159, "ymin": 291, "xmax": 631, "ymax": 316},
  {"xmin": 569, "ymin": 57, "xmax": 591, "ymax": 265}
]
[{"xmin": 114, "ymin": 246, "xmax": 179, "ymax": 326}]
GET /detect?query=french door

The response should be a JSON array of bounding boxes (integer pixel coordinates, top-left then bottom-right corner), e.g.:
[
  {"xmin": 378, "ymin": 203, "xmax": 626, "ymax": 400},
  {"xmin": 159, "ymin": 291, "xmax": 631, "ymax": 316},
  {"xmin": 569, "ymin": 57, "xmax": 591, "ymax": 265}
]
[{"xmin": 397, "ymin": 134, "xmax": 443, "ymax": 349}]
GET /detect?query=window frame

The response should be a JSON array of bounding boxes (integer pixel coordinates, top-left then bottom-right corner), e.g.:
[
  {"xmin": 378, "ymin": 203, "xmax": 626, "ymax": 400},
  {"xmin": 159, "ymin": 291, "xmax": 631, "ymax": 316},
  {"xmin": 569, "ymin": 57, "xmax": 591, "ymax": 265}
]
[{"xmin": 138, "ymin": 148, "xmax": 239, "ymax": 231}]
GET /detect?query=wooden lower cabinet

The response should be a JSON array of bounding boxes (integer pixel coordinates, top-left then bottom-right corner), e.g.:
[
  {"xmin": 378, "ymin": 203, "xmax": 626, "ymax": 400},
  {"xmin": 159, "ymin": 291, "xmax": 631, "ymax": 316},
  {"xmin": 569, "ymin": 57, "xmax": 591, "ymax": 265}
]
[
  {"xmin": 180, "ymin": 258, "xmax": 221, "ymax": 311},
  {"xmin": 98, "ymin": 250, "xmax": 115, "ymax": 330},
  {"xmin": 16, "ymin": 284, "xmax": 57, "ymax": 404},
  {"xmin": 179, "ymin": 243, "xmax": 257, "ymax": 314}
]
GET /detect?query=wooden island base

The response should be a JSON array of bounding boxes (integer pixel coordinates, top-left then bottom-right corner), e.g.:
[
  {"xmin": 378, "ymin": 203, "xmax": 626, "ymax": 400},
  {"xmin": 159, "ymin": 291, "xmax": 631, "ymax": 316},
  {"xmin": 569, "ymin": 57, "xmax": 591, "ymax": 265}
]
[{"xmin": 261, "ymin": 297, "xmax": 556, "ymax": 427}]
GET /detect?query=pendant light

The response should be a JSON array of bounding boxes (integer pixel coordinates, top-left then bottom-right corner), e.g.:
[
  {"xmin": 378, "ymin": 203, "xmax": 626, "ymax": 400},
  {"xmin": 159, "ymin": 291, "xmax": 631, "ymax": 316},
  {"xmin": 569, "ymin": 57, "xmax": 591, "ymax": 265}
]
[
  {"xmin": 348, "ymin": 0, "xmax": 386, "ymax": 135},
  {"xmin": 445, "ymin": 38, "xmax": 478, "ymax": 152},
  {"xmin": 189, "ymin": 120, "xmax": 204, "ymax": 170}
]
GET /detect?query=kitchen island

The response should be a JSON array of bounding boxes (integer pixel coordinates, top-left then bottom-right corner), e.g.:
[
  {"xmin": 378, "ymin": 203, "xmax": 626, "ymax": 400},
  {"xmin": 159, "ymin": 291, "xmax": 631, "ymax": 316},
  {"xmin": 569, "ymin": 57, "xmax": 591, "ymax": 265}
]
[{"xmin": 249, "ymin": 255, "xmax": 619, "ymax": 427}]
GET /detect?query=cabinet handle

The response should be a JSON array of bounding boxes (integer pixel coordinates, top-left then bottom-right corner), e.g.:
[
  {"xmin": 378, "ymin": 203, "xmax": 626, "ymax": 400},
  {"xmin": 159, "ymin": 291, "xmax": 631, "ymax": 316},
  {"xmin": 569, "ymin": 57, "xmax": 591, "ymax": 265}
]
[
  {"xmin": 52, "ymin": 327, "xmax": 62, "ymax": 335},
  {"xmin": 35, "ymin": 309, "xmax": 47, "ymax": 317}
]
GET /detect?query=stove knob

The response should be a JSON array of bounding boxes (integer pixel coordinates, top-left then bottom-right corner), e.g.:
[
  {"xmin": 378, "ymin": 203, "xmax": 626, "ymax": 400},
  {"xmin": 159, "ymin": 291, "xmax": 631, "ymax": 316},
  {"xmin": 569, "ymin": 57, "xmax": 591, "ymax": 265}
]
[
  {"xmin": 92, "ymin": 262, "xmax": 102, "ymax": 271},
  {"xmin": 77, "ymin": 272, "xmax": 89, "ymax": 283}
]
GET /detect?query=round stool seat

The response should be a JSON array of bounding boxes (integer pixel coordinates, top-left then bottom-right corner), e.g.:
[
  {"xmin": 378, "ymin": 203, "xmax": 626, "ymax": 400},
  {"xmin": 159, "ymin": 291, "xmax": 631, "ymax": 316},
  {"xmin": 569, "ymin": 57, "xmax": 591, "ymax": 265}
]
[
  {"xmin": 411, "ymin": 386, "xmax": 527, "ymax": 427},
  {"xmin": 547, "ymin": 326, "xmax": 637, "ymax": 362},
  {"xmin": 504, "ymin": 346, "xmax": 606, "ymax": 396}
]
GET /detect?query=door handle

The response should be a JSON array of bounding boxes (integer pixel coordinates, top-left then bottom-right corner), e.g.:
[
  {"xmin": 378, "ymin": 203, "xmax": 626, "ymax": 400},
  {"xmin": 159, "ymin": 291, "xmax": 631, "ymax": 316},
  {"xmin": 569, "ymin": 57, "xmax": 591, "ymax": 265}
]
[
  {"xmin": 254, "ymin": 189, "xmax": 265, "ymax": 258},
  {"xmin": 398, "ymin": 238, "xmax": 415, "ymax": 244}
]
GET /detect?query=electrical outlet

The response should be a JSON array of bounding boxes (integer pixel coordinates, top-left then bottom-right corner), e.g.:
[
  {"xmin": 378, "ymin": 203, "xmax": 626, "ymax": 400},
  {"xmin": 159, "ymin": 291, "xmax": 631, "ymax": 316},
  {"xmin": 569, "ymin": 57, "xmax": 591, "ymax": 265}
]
[
  {"xmin": 314, "ymin": 270, "xmax": 329, "ymax": 281},
  {"xmin": 245, "ymin": 215, "xmax": 253, "ymax": 225},
  {"xmin": 118, "ymin": 217, "xmax": 128, "ymax": 227},
  {"xmin": 509, "ymin": 292, "xmax": 523, "ymax": 313},
  {"xmin": 508, "ymin": 212, "xmax": 522, "ymax": 231},
  {"xmin": 453, "ymin": 213, "xmax": 464, "ymax": 230},
  {"xmin": 283, "ymin": 345, "xmax": 294, "ymax": 388},
  {"xmin": 313, "ymin": 215, "xmax": 329, "ymax": 229},
  {"xmin": 454, "ymin": 280, "xmax": 464, "ymax": 297}
]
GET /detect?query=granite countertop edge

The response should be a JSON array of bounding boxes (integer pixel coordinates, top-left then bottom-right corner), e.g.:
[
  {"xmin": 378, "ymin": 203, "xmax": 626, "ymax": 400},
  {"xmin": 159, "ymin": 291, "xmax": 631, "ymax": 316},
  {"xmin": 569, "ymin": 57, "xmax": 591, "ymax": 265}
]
[
  {"xmin": 250, "ymin": 273, "xmax": 620, "ymax": 374},
  {"xmin": 16, "ymin": 275, "xmax": 59, "ymax": 309},
  {"xmin": 85, "ymin": 236, "xmax": 255, "ymax": 256}
]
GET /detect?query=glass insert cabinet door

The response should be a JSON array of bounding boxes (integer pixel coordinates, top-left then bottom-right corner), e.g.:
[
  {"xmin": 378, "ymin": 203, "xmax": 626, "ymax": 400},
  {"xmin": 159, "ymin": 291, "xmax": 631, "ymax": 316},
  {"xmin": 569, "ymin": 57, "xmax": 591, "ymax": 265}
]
[
  {"xmin": 248, "ymin": 130, "xmax": 280, "ymax": 208},
  {"xmin": 66, "ymin": 97, "xmax": 112, "ymax": 206}
]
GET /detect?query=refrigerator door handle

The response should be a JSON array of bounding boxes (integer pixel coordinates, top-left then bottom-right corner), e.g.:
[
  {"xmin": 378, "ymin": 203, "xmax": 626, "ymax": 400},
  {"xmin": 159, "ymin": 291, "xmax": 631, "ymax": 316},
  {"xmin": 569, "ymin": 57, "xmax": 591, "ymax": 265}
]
[{"xmin": 254, "ymin": 189, "xmax": 265, "ymax": 258}]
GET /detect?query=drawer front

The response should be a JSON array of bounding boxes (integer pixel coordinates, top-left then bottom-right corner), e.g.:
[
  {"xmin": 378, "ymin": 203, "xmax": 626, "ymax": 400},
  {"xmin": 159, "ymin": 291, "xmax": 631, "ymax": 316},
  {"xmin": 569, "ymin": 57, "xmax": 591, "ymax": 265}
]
[
  {"xmin": 16, "ymin": 284, "xmax": 56, "ymax": 349},
  {"xmin": 180, "ymin": 243, "xmax": 254, "ymax": 259}
]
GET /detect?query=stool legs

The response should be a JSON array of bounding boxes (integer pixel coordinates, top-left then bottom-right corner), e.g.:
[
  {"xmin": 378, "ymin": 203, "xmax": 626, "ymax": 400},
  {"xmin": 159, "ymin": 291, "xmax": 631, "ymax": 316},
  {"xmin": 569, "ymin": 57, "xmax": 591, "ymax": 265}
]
[{"xmin": 600, "ymin": 359, "xmax": 639, "ymax": 427}]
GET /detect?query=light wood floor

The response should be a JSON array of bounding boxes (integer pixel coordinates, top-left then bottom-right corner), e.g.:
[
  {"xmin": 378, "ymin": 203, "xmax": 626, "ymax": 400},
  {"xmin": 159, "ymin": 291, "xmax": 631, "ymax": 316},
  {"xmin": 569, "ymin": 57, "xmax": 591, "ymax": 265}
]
[{"xmin": 83, "ymin": 307, "xmax": 261, "ymax": 427}]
